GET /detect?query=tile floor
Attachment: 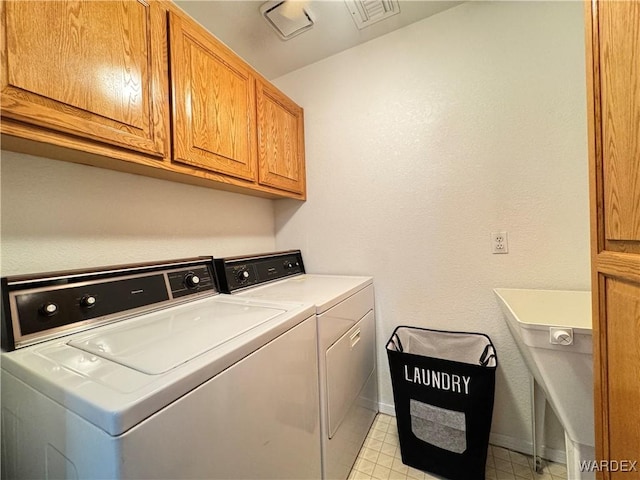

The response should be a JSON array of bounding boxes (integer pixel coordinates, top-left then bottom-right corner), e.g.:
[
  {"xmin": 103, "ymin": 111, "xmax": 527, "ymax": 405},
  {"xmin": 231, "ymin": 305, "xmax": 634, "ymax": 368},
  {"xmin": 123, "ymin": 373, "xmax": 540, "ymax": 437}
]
[{"xmin": 348, "ymin": 414, "xmax": 568, "ymax": 480}]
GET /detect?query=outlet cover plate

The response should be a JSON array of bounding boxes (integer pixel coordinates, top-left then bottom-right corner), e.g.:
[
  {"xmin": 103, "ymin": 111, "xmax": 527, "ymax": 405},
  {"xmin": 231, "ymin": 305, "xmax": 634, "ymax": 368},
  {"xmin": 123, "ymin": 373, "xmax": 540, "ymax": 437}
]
[{"xmin": 492, "ymin": 231, "xmax": 509, "ymax": 254}]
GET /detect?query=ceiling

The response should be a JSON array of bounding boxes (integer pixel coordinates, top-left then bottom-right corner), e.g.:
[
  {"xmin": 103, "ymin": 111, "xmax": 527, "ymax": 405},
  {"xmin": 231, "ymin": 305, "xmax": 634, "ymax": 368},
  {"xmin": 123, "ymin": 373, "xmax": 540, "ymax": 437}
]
[{"xmin": 175, "ymin": 1, "xmax": 463, "ymax": 80}]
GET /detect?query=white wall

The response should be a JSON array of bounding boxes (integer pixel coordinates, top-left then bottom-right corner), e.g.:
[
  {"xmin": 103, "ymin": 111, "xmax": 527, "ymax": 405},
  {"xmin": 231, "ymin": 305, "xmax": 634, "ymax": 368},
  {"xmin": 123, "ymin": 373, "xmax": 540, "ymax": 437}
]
[
  {"xmin": 0, "ymin": 151, "xmax": 275, "ymax": 276},
  {"xmin": 274, "ymin": 1, "xmax": 590, "ymax": 457}
]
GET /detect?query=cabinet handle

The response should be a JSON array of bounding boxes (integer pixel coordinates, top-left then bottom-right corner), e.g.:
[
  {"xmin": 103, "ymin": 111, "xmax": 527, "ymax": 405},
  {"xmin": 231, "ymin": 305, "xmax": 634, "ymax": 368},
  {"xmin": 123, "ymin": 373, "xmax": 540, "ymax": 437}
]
[{"xmin": 350, "ymin": 329, "xmax": 361, "ymax": 348}]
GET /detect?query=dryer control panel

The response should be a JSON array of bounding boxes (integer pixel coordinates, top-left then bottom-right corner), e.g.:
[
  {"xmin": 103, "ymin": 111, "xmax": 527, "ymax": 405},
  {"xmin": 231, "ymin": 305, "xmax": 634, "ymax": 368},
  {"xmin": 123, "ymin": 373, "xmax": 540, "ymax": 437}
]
[
  {"xmin": 1, "ymin": 258, "xmax": 217, "ymax": 351},
  {"xmin": 215, "ymin": 250, "xmax": 305, "ymax": 293}
]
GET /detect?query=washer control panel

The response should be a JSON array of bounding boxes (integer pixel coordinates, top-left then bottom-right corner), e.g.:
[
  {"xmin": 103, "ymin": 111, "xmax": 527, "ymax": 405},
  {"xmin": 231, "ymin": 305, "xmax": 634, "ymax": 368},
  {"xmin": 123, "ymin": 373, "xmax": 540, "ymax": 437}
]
[
  {"xmin": 215, "ymin": 250, "xmax": 305, "ymax": 293},
  {"xmin": 2, "ymin": 258, "xmax": 216, "ymax": 351}
]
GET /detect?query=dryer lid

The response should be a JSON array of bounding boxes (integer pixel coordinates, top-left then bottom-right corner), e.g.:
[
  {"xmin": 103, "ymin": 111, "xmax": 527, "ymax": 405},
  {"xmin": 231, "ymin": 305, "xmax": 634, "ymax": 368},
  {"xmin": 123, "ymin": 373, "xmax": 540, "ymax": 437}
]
[
  {"xmin": 68, "ymin": 300, "xmax": 286, "ymax": 374},
  {"xmin": 237, "ymin": 274, "xmax": 372, "ymax": 314}
]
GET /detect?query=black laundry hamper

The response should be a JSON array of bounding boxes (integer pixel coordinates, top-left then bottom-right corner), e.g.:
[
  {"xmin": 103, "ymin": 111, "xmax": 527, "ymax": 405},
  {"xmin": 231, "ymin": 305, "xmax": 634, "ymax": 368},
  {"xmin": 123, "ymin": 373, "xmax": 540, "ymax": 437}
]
[{"xmin": 386, "ymin": 326, "xmax": 498, "ymax": 480}]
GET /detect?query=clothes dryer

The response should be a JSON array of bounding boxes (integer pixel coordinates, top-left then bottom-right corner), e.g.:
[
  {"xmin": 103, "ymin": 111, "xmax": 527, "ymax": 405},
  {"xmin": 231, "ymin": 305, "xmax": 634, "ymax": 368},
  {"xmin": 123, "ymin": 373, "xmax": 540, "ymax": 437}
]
[{"xmin": 215, "ymin": 250, "xmax": 378, "ymax": 480}]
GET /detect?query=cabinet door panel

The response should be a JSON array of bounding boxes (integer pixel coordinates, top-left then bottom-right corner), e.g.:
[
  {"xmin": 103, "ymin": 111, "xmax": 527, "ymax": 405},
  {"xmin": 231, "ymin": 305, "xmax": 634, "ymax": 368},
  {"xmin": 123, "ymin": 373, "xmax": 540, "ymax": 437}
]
[
  {"xmin": 599, "ymin": 1, "xmax": 640, "ymax": 242},
  {"xmin": 603, "ymin": 277, "xmax": 640, "ymax": 474},
  {"xmin": 257, "ymin": 81, "xmax": 305, "ymax": 195},
  {"xmin": 1, "ymin": 0, "xmax": 165, "ymax": 156},
  {"xmin": 170, "ymin": 12, "xmax": 256, "ymax": 182}
]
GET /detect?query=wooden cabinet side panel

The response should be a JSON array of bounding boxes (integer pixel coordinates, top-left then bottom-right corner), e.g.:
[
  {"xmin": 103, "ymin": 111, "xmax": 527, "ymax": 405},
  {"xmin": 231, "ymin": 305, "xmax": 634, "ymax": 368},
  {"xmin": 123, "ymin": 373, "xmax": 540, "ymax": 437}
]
[
  {"xmin": 169, "ymin": 11, "xmax": 257, "ymax": 182},
  {"xmin": 1, "ymin": 0, "xmax": 166, "ymax": 157},
  {"xmin": 599, "ymin": 1, "xmax": 640, "ymax": 242}
]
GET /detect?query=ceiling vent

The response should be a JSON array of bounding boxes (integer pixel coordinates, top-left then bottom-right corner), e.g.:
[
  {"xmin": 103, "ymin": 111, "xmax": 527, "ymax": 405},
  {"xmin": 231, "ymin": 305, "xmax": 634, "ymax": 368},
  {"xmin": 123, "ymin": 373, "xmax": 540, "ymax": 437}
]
[
  {"xmin": 260, "ymin": 1, "xmax": 315, "ymax": 41},
  {"xmin": 344, "ymin": 0, "xmax": 400, "ymax": 30}
]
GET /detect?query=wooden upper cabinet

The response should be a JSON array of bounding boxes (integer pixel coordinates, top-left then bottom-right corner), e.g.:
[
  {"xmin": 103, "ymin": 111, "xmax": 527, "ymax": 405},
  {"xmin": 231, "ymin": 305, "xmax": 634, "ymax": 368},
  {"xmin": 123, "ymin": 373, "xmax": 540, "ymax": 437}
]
[
  {"xmin": 169, "ymin": 11, "xmax": 257, "ymax": 182},
  {"xmin": 1, "ymin": 0, "xmax": 166, "ymax": 157},
  {"xmin": 1, "ymin": 1, "xmax": 305, "ymax": 199},
  {"xmin": 256, "ymin": 79, "xmax": 306, "ymax": 196}
]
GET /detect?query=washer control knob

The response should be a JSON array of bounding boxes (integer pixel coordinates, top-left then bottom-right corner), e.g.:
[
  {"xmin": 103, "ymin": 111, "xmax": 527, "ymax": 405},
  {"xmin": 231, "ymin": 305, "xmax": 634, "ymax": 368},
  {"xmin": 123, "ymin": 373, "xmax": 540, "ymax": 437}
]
[
  {"xmin": 184, "ymin": 273, "xmax": 201, "ymax": 289},
  {"xmin": 80, "ymin": 295, "xmax": 97, "ymax": 308},
  {"xmin": 39, "ymin": 302, "xmax": 59, "ymax": 317},
  {"xmin": 284, "ymin": 261, "xmax": 294, "ymax": 269},
  {"xmin": 236, "ymin": 269, "xmax": 250, "ymax": 284}
]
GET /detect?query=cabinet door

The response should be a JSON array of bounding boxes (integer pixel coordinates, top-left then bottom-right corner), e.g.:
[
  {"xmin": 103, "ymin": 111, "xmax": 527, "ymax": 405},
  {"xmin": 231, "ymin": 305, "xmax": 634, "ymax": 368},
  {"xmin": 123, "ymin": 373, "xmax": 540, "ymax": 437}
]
[
  {"xmin": 1, "ymin": 0, "xmax": 166, "ymax": 157},
  {"xmin": 256, "ymin": 80, "xmax": 306, "ymax": 196},
  {"xmin": 586, "ymin": 0, "xmax": 640, "ymax": 477},
  {"xmin": 169, "ymin": 12, "xmax": 257, "ymax": 182}
]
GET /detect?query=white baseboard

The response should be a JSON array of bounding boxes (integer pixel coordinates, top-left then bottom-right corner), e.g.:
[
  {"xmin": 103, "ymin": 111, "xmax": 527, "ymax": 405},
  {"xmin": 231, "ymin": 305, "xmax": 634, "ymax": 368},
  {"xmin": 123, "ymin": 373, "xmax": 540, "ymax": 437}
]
[
  {"xmin": 377, "ymin": 402, "xmax": 566, "ymax": 465},
  {"xmin": 489, "ymin": 432, "xmax": 566, "ymax": 464},
  {"xmin": 378, "ymin": 401, "xmax": 396, "ymax": 416}
]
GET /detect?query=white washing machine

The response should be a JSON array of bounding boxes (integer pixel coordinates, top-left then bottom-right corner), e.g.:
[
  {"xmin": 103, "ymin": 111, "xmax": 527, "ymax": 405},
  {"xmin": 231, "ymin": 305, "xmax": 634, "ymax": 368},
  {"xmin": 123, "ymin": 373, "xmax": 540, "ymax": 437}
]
[
  {"xmin": 1, "ymin": 257, "xmax": 321, "ymax": 479},
  {"xmin": 215, "ymin": 250, "xmax": 378, "ymax": 480}
]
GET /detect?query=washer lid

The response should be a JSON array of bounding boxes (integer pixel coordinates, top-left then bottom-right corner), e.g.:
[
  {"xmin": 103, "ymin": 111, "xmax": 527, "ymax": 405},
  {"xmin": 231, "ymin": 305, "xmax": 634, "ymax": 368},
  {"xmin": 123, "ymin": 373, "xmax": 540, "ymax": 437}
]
[
  {"xmin": 2, "ymin": 295, "xmax": 315, "ymax": 437},
  {"xmin": 68, "ymin": 301, "xmax": 286, "ymax": 374}
]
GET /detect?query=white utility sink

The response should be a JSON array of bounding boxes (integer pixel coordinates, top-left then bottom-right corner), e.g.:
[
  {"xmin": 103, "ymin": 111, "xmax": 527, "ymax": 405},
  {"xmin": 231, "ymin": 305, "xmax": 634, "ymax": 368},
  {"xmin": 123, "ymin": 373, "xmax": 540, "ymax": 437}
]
[{"xmin": 494, "ymin": 288, "xmax": 594, "ymax": 480}]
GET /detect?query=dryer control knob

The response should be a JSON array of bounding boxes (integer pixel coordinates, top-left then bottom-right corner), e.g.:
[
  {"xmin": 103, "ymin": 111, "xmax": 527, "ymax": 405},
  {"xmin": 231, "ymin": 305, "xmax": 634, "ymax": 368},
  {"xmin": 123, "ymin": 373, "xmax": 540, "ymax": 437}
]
[
  {"xmin": 184, "ymin": 273, "xmax": 201, "ymax": 289},
  {"xmin": 80, "ymin": 295, "xmax": 97, "ymax": 308},
  {"xmin": 39, "ymin": 302, "xmax": 59, "ymax": 317}
]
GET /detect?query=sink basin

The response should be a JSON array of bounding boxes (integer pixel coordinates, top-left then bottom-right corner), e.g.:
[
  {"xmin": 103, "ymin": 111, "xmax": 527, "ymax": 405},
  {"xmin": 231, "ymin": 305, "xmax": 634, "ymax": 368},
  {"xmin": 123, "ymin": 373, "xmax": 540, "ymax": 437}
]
[{"xmin": 494, "ymin": 288, "xmax": 594, "ymax": 479}]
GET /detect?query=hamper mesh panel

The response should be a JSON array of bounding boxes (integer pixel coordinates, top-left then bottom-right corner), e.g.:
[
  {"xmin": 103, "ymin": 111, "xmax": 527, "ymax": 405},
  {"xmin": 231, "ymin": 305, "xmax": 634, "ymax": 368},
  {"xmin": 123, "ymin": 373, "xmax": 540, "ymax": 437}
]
[{"xmin": 409, "ymin": 400, "xmax": 467, "ymax": 454}]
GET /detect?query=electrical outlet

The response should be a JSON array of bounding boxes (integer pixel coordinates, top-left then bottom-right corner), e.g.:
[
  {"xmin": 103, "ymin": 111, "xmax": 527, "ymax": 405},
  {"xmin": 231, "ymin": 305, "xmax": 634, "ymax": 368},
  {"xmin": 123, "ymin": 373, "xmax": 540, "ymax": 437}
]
[{"xmin": 492, "ymin": 231, "xmax": 509, "ymax": 254}]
